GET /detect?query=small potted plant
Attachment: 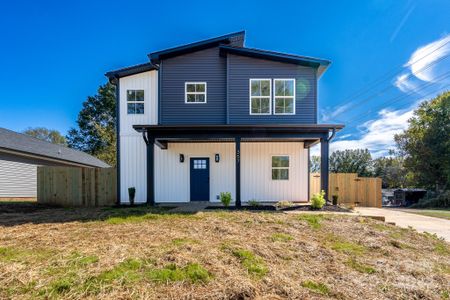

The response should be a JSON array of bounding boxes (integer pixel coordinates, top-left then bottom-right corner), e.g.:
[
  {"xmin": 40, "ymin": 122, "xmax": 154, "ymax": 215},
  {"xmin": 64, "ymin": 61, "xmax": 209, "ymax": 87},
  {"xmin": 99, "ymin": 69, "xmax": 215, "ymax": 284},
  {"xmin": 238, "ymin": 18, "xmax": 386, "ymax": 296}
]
[
  {"xmin": 128, "ymin": 187, "xmax": 136, "ymax": 206},
  {"xmin": 332, "ymin": 195, "xmax": 338, "ymax": 206}
]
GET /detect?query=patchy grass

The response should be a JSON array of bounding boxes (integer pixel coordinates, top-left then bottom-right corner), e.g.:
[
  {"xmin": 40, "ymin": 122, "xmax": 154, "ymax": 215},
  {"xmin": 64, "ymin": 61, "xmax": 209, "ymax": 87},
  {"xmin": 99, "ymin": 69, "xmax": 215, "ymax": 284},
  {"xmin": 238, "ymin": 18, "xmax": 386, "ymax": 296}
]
[
  {"xmin": 301, "ymin": 280, "xmax": 330, "ymax": 295},
  {"xmin": 346, "ymin": 258, "xmax": 376, "ymax": 274},
  {"xmin": 147, "ymin": 263, "xmax": 211, "ymax": 283},
  {"xmin": 297, "ymin": 214, "xmax": 326, "ymax": 229},
  {"xmin": 0, "ymin": 205, "xmax": 449, "ymax": 299},
  {"xmin": 328, "ymin": 236, "xmax": 366, "ymax": 255},
  {"xmin": 270, "ymin": 233, "xmax": 293, "ymax": 242}
]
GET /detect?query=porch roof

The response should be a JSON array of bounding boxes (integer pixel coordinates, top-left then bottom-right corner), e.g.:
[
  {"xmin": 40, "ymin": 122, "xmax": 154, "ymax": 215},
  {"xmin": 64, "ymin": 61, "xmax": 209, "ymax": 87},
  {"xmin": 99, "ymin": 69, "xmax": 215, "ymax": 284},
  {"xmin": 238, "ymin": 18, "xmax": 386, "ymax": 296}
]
[{"xmin": 133, "ymin": 124, "xmax": 344, "ymax": 149}]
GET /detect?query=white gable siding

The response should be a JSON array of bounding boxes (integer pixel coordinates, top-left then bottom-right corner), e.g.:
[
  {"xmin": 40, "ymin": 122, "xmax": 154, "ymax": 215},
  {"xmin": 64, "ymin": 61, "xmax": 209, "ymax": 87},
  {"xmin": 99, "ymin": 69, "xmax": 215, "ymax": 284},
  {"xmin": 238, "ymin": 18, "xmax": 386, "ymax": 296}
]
[
  {"xmin": 119, "ymin": 71, "xmax": 158, "ymax": 203},
  {"xmin": 0, "ymin": 160, "xmax": 37, "ymax": 198}
]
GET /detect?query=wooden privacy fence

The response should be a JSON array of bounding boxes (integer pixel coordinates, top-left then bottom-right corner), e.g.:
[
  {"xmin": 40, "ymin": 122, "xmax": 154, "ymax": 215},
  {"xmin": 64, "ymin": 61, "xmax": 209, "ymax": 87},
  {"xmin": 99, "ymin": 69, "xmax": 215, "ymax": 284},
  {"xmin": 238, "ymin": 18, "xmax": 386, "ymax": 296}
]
[
  {"xmin": 310, "ymin": 173, "xmax": 382, "ymax": 207},
  {"xmin": 37, "ymin": 167, "xmax": 116, "ymax": 207}
]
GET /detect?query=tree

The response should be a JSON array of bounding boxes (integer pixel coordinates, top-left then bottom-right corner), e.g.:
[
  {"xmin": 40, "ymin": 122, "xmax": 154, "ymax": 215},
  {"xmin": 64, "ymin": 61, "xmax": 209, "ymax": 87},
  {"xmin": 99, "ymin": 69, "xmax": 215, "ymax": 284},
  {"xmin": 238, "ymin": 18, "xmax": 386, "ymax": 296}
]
[
  {"xmin": 23, "ymin": 127, "xmax": 66, "ymax": 145},
  {"xmin": 66, "ymin": 82, "xmax": 116, "ymax": 166},
  {"xmin": 310, "ymin": 155, "xmax": 321, "ymax": 173},
  {"xmin": 394, "ymin": 91, "xmax": 450, "ymax": 190},
  {"xmin": 372, "ymin": 150, "xmax": 409, "ymax": 188},
  {"xmin": 329, "ymin": 149, "xmax": 373, "ymax": 177}
]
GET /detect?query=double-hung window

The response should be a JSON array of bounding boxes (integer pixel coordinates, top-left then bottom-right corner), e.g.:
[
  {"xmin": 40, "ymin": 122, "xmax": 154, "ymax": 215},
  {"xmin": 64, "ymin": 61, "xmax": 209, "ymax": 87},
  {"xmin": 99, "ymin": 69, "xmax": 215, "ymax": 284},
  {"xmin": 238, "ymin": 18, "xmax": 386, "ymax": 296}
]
[
  {"xmin": 274, "ymin": 79, "xmax": 295, "ymax": 114},
  {"xmin": 272, "ymin": 156, "xmax": 289, "ymax": 180},
  {"xmin": 250, "ymin": 79, "xmax": 271, "ymax": 115},
  {"xmin": 127, "ymin": 90, "xmax": 144, "ymax": 114},
  {"xmin": 185, "ymin": 82, "xmax": 207, "ymax": 103}
]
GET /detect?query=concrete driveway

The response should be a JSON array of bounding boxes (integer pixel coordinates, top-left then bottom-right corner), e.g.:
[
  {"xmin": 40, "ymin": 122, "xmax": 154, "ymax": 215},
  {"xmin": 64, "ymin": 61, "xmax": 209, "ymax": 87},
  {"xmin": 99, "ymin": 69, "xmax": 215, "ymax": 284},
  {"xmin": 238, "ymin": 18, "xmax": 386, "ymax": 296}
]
[{"xmin": 355, "ymin": 207, "xmax": 450, "ymax": 241}]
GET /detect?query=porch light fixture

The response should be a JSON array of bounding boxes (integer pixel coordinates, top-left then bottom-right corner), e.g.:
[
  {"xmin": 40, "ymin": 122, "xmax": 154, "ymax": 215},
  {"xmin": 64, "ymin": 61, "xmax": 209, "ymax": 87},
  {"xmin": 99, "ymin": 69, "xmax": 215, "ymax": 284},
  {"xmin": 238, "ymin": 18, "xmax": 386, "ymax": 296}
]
[
  {"xmin": 179, "ymin": 154, "xmax": 184, "ymax": 163},
  {"xmin": 215, "ymin": 153, "xmax": 220, "ymax": 163}
]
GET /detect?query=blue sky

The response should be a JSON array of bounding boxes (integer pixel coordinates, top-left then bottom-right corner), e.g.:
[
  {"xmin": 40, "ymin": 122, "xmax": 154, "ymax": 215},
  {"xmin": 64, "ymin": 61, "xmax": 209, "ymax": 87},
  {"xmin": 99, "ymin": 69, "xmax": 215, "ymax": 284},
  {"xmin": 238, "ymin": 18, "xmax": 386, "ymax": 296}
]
[{"xmin": 0, "ymin": 0, "xmax": 449, "ymax": 156}]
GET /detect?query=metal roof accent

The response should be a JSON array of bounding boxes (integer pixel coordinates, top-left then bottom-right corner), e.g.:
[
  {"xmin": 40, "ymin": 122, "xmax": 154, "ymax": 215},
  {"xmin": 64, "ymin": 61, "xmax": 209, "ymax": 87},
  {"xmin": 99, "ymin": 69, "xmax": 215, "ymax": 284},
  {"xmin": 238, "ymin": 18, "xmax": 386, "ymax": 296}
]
[
  {"xmin": 105, "ymin": 62, "xmax": 157, "ymax": 81},
  {"xmin": 219, "ymin": 45, "xmax": 331, "ymax": 77},
  {"xmin": 0, "ymin": 127, "xmax": 110, "ymax": 168},
  {"xmin": 148, "ymin": 31, "xmax": 246, "ymax": 64}
]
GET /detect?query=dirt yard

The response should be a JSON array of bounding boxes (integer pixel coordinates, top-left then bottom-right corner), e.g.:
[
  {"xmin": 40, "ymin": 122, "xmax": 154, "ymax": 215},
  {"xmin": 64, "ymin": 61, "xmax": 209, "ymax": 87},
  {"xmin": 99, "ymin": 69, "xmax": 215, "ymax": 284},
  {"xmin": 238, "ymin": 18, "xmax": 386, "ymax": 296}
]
[{"xmin": 0, "ymin": 202, "xmax": 449, "ymax": 299}]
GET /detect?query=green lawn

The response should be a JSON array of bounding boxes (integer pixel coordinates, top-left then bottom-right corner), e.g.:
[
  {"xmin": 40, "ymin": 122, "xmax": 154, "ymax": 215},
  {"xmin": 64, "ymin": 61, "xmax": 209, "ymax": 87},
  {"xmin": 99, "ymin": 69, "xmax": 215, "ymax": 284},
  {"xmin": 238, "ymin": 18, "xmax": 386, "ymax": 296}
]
[{"xmin": 401, "ymin": 209, "xmax": 450, "ymax": 220}]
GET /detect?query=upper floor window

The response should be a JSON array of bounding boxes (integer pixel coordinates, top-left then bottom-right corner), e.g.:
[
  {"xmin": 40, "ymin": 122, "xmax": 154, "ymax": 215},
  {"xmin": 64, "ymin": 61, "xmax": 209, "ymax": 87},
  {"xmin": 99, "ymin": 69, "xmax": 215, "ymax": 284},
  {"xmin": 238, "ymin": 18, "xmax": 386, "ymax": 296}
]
[
  {"xmin": 274, "ymin": 79, "xmax": 295, "ymax": 115},
  {"xmin": 272, "ymin": 155, "xmax": 289, "ymax": 180},
  {"xmin": 185, "ymin": 82, "xmax": 207, "ymax": 103},
  {"xmin": 250, "ymin": 79, "xmax": 271, "ymax": 115},
  {"xmin": 127, "ymin": 90, "xmax": 144, "ymax": 114}
]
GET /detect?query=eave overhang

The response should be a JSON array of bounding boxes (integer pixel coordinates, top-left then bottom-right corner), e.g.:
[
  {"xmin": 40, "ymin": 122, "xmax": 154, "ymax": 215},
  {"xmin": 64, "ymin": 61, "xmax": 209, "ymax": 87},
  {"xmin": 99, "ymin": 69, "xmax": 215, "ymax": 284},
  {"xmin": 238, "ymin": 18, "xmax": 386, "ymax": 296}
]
[{"xmin": 105, "ymin": 62, "xmax": 158, "ymax": 83}]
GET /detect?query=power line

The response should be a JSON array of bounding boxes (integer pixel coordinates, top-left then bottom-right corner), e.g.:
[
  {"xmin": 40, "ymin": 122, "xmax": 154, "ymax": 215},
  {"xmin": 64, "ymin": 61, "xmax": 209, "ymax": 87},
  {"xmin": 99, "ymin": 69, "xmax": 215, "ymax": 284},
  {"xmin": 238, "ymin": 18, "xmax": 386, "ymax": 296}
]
[
  {"xmin": 343, "ymin": 79, "xmax": 450, "ymax": 127},
  {"xmin": 329, "ymin": 53, "xmax": 450, "ymax": 120},
  {"xmin": 326, "ymin": 39, "xmax": 450, "ymax": 119}
]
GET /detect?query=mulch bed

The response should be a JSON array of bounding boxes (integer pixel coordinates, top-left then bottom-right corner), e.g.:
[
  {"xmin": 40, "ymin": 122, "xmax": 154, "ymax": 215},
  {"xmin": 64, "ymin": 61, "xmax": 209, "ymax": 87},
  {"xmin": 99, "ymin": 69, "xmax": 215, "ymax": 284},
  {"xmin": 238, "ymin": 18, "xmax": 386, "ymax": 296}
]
[{"xmin": 205, "ymin": 204, "xmax": 351, "ymax": 212}]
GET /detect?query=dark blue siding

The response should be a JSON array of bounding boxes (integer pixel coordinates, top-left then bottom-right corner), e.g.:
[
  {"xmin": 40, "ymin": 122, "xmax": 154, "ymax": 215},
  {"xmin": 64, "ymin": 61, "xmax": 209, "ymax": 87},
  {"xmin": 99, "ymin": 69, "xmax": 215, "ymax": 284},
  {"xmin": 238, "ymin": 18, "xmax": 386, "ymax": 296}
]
[
  {"xmin": 228, "ymin": 54, "xmax": 317, "ymax": 124},
  {"xmin": 160, "ymin": 47, "xmax": 227, "ymax": 124}
]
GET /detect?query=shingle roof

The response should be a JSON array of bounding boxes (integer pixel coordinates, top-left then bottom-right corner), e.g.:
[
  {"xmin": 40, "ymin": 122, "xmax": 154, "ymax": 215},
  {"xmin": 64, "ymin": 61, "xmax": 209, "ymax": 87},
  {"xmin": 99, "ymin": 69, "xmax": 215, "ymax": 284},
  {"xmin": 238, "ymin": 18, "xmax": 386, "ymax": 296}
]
[{"xmin": 0, "ymin": 127, "xmax": 110, "ymax": 168}]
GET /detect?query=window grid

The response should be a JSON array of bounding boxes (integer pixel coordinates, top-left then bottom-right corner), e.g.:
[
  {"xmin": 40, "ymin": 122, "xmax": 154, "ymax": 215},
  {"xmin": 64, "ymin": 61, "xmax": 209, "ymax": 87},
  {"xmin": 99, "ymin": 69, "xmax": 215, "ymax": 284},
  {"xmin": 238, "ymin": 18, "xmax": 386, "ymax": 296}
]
[
  {"xmin": 185, "ymin": 82, "xmax": 207, "ymax": 103},
  {"xmin": 271, "ymin": 155, "xmax": 290, "ymax": 180},
  {"xmin": 274, "ymin": 79, "xmax": 295, "ymax": 115},
  {"xmin": 127, "ymin": 90, "xmax": 144, "ymax": 114},
  {"xmin": 249, "ymin": 79, "xmax": 272, "ymax": 115}
]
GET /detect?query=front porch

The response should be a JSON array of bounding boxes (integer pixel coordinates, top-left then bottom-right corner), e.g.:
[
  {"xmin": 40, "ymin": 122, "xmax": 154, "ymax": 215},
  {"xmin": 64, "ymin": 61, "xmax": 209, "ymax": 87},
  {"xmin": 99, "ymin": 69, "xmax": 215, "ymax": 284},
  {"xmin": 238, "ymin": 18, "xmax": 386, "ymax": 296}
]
[{"xmin": 133, "ymin": 124, "xmax": 343, "ymax": 207}]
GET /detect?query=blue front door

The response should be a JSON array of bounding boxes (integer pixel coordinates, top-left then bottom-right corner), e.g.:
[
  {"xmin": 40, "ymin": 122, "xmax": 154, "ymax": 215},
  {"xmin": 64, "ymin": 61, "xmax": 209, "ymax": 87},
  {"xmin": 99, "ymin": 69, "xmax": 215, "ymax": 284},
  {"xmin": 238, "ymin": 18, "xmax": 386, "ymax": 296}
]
[{"xmin": 190, "ymin": 158, "xmax": 210, "ymax": 201}]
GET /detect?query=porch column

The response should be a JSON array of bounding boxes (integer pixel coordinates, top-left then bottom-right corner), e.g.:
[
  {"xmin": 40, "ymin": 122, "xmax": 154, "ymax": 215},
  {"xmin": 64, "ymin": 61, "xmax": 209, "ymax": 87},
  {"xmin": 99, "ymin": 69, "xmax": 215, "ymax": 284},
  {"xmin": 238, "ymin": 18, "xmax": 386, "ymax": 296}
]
[
  {"xmin": 320, "ymin": 138, "xmax": 329, "ymax": 201},
  {"xmin": 235, "ymin": 137, "xmax": 241, "ymax": 207},
  {"xmin": 147, "ymin": 135, "xmax": 155, "ymax": 206}
]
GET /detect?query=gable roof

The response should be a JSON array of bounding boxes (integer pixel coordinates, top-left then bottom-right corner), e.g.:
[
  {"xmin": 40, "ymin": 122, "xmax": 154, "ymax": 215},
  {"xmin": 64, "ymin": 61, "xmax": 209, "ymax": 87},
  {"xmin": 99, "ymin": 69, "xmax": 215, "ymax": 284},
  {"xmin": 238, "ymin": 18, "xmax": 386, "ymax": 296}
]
[
  {"xmin": 148, "ymin": 31, "xmax": 245, "ymax": 64},
  {"xmin": 219, "ymin": 46, "xmax": 331, "ymax": 77},
  {"xmin": 0, "ymin": 127, "xmax": 110, "ymax": 168},
  {"xmin": 105, "ymin": 62, "xmax": 157, "ymax": 81}
]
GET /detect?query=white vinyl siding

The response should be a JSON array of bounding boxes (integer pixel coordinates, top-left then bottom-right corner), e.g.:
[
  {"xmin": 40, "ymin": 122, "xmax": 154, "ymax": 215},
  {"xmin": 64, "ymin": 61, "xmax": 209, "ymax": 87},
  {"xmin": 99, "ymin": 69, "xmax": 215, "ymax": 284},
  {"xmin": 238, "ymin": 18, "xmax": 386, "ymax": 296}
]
[
  {"xmin": 0, "ymin": 160, "xmax": 37, "ymax": 198},
  {"xmin": 119, "ymin": 71, "xmax": 158, "ymax": 203},
  {"xmin": 150, "ymin": 142, "xmax": 308, "ymax": 204}
]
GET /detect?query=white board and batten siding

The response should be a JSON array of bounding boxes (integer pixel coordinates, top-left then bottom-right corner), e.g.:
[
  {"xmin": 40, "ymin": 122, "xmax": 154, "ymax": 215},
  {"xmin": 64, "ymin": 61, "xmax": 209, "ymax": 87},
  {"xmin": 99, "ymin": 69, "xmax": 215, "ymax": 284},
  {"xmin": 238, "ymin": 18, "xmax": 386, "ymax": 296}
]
[
  {"xmin": 153, "ymin": 142, "xmax": 308, "ymax": 203},
  {"xmin": 119, "ymin": 71, "xmax": 158, "ymax": 203},
  {"xmin": 0, "ymin": 160, "xmax": 37, "ymax": 198}
]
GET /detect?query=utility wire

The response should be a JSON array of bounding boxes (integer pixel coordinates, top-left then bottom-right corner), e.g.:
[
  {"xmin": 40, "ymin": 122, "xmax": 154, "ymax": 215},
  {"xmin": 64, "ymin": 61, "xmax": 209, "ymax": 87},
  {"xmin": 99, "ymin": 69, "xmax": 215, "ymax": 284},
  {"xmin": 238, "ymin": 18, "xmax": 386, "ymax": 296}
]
[
  {"xmin": 329, "ymin": 53, "xmax": 450, "ymax": 120},
  {"xmin": 327, "ymin": 39, "xmax": 450, "ymax": 119}
]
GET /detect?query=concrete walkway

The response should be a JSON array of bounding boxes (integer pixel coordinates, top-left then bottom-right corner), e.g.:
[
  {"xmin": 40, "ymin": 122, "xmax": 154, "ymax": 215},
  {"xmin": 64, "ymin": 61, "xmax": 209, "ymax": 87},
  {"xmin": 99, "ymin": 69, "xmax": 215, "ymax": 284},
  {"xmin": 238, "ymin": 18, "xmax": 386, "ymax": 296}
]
[{"xmin": 355, "ymin": 207, "xmax": 450, "ymax": 241}]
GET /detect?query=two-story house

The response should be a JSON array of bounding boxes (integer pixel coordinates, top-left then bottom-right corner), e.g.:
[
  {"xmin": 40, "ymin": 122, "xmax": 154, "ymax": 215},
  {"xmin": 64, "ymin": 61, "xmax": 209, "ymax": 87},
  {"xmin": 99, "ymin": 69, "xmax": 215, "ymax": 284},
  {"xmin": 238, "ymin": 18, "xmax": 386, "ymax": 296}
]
[{"xmin": 106, "ymin": 31, "xmax": 343, "ymax": 206}]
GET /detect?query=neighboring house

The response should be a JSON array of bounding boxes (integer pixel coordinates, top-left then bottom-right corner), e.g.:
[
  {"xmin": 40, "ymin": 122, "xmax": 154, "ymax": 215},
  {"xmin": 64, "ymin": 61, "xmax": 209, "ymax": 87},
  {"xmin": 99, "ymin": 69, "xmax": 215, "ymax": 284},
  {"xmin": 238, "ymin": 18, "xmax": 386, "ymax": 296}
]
[
  {"xmin": 0, "ymin": 127, "xmax": 109, "ymax": 199},
  {"xmin": 106, "ymin": 31, "xmax": 343, "ymax": 206}
]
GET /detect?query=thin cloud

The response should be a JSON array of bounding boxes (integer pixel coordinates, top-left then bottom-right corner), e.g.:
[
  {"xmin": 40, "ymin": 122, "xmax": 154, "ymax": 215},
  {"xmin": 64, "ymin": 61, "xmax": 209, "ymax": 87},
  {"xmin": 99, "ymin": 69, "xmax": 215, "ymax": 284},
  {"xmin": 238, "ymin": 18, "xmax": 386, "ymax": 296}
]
[
  {"xmin": 390, "ymin": 4, "xmax": 415, "ymax": 42},
  {"xmin": 394, "ymin": 34, "xmax": 450, "ymax": 93},
  {"xmin": 320, "ymin": 102, "xmax": 353, "ymax": 122}
]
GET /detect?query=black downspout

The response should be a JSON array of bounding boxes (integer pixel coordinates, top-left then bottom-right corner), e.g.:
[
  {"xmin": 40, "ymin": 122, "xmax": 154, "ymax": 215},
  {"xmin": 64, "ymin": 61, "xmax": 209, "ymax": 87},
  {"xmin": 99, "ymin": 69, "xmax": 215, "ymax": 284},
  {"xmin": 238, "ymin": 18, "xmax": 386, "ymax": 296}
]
[
  {"xmin": 114, "ymin": 77, "xmax": 121, "ymax": 206},
  {"xmin": 307, "ymin": 147, "xmax": 310, "ymax": 202},
  {"xmin": 146, "ymin": 131, "xmax": 155, "ymax": 206},
  {"xmin": 235, "ymin": 137, "xmax": 241, "ymax": 207}
]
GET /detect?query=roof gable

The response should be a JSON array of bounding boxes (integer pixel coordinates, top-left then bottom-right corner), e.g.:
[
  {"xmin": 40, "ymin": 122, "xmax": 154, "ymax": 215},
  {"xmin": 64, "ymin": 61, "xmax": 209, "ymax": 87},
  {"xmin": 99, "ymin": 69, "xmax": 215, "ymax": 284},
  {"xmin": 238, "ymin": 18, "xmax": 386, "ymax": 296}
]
[{"xmin": 148, "ymin": 31, "xmax": 245, "ymax": 64}]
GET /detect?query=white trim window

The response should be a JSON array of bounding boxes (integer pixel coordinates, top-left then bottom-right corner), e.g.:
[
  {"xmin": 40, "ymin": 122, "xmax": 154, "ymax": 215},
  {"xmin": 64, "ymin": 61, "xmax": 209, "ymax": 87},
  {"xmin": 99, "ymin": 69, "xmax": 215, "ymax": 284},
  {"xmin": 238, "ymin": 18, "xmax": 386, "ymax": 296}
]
[
  {"xmin": 127, "ymin": 90, "xmax": 145, "ymax": 114},
  {"xmin": 250, "ymin": 79, "xmax": 271, "ymax": 115},
  {"xmin": 185, "ymin": 82, "xmax": 207, "ymax": 103},
  {"xmin": 272, "ymin": 155, "xmax": 289, "ymax": 180},
  {"xmin": 274, "ymin": 79, "xmax": 295, "ymax": 115}
]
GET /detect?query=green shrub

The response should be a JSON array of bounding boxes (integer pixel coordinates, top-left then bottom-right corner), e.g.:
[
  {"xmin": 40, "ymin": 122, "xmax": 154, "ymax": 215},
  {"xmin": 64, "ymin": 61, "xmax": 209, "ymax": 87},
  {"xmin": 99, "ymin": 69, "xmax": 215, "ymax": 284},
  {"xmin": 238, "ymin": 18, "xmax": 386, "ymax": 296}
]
[
  {"xmin": 311, "ymin": 190, "xmax": 326, "ymax": 209},
  {"xmin": 220, "ymin": 192, "xmax": 232, "ymax": 207},
  {"xmin": 248, "ymin": 199, "xmax": 260, "ymax": 207},
  {"xmin": 410, "ymin": 191, "xmax": 449, "ymax": 208}
]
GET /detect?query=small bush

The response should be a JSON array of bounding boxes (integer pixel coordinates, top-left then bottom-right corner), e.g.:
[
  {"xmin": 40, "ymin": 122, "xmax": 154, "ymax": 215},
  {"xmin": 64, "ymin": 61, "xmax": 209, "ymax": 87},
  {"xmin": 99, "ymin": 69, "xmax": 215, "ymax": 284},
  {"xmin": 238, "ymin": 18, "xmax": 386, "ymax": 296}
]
[
  {"xmin": 220, "ymin": 192, "xmax": 232, "ymax": 207},
  {"xmin": 248, "ymin": 199, "xmax": 260, "ymax": 207},
  {"xmin": 311, "ymin": 191, "xmax": 326, "ymax": 210}
]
